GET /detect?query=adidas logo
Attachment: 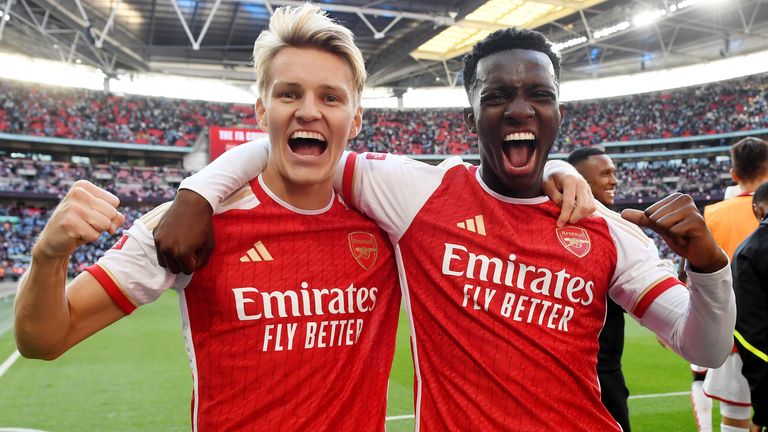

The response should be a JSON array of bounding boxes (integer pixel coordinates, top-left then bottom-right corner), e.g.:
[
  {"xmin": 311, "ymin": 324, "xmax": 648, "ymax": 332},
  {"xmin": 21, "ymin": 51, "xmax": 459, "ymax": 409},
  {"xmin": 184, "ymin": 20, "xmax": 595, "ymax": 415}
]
[
  {"xmin": 240, "ymin": 241, "xmax": 274, "ymax": 262},
  {"xmin": 456, "ymin": 215, "xmax": 486, "ymax": 236}
]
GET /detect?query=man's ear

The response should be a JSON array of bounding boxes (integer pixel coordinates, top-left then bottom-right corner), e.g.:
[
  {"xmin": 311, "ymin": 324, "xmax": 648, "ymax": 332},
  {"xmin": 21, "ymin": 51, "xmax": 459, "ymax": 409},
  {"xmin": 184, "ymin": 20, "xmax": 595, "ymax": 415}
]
[
  {"xmin": 753, "ymin": 202, "xmax": 764, "ymax": 221},
  {"xmin": 256, "ymin": 99, "xmax": 268, "ymax": 132},
  {"xmin": 464, "ymin": 107, "xmax": 477, "ymax": 134},
  {"xmin": 558, "ymin": 103, "xmax": 566, "ymax": 127},
  {"xmin": 348, "ymin": 105, "xmax": 363, "ymax": 139},
  {"xmin": 730, "ymin": 168, "xmax": 741, "ymax": 184}
]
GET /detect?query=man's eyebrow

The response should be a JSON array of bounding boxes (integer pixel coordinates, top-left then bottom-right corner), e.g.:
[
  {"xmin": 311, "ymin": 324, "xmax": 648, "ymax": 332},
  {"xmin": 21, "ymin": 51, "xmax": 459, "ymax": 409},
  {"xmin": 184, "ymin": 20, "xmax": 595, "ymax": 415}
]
[
  {"xmin": 319, "ymin": 84, "xmax": 346, "ymax": 92},
  {"xmin": 273, "ymin": 82, "xmax": 346, "ymax": 93},
  {"xmin": 273, "ymin": 81, "xmax": 302, "ymax": 88}
]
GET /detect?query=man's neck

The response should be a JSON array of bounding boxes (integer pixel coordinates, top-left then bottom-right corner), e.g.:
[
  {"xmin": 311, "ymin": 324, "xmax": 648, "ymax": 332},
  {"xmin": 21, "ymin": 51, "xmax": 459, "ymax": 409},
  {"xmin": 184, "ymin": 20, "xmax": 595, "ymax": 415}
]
[
  {"xmin": 478, "ymin": 165, "xmax": 543, "ymax": 199},
  {"xmin": 261, "ymin": 169, "xmax": 334, "ymax": 211},
  {"xmin": 740, "ymin": 175, "xmax": 768, "ymax": 193}
]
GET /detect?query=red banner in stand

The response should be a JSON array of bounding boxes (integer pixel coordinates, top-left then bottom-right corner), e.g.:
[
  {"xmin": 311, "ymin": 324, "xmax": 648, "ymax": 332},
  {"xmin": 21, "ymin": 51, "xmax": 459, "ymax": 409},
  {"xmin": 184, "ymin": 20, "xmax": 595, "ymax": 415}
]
[{"xmin": 209, "ymin": 126, "xmax": 268, "ymax": 160}]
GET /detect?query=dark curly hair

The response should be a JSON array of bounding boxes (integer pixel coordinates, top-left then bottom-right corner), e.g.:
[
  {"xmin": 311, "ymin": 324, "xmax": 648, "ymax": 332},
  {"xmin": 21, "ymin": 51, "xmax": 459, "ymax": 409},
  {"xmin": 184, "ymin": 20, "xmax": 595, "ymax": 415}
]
[
  {"xmin": 567, "ymin": 146, "xmax": 608, "ymax": 166},
  {"xmin": 462, "ymin": 28, "xmax": 561, "ymax": 95},
  {"xmin": 731, "ymin": 137, "xmax": 768, "ymax": 183}
]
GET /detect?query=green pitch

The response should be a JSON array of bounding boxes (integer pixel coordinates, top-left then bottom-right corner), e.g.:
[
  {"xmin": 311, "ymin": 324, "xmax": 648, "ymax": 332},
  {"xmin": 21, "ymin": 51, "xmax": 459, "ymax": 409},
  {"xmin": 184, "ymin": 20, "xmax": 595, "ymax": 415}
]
[{"xmin": 0, "ymin": 292, "xmax": 725, "ymax": 431}]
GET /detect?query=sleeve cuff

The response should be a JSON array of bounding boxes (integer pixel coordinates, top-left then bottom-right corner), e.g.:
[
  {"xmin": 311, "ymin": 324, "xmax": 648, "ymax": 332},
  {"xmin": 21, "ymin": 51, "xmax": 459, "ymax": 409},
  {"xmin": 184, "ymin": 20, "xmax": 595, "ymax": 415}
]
[
  {"xmin": 85, "ymin": 264, "xmax": 137, "ymax": 315},
  {"xmin": 179, "ymin": 180, "xmax": 219, "ymax": 211},
  {"xmin": 685, "ymin": 257, "xmax": 732, "ymax": 289},
  {"xmin": 543, "ymin": 159, "xmax": 577, "ymax": 180}
]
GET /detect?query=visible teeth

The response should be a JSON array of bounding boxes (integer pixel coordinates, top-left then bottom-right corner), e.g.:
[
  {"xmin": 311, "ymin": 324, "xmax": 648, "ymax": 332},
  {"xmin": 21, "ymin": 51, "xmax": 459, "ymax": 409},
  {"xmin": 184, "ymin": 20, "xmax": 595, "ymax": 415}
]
[
  {"xmin": 504, "ymin": 132, "xmax": 535, "ymax": 141},
  {"xmin": 291, "ymin": 131, "xmax": 326, "ymax": 141}
]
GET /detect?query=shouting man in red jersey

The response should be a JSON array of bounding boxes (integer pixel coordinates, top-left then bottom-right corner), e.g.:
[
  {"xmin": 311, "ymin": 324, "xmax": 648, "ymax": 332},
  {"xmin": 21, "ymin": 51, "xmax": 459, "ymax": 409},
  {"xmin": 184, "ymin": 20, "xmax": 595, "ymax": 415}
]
[{"xmin": 152, "ymin": 29, "xmax": 735, "ymax": 431}]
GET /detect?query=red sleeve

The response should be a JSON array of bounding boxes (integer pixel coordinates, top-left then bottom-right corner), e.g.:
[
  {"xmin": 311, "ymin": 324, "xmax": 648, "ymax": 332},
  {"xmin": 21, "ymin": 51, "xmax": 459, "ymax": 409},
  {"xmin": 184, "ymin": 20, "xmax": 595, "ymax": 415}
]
[{"xmin": 85, "ymin": 264, "xmax": 137, "ymax": 315}]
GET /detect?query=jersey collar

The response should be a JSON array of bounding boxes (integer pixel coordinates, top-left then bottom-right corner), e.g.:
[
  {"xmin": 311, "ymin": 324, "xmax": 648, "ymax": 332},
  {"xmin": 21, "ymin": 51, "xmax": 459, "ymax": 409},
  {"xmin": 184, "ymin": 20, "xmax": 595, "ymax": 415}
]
[{"xmin": 475, "ymin": 166, "xmax": 550, "ymax": 205}]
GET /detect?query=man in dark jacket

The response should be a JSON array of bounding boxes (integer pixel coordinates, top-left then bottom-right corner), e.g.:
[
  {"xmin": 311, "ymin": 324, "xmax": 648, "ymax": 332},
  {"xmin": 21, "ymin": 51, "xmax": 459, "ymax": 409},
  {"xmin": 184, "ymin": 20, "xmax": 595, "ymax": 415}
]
[
  {"xmin": 567, "ymin": 146, "xmax": 630, "ymax": 431},
  {"xmin": 733, "ymin": 181, "xmax": 768, "ymax": 432}
]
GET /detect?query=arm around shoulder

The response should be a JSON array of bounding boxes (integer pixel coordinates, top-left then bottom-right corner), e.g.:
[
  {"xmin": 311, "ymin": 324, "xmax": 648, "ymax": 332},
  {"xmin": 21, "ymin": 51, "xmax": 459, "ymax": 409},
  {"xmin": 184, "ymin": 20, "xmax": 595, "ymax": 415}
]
[{"xmin": 179, "ymin": 137, "xmax": 270, "ymax": 209}]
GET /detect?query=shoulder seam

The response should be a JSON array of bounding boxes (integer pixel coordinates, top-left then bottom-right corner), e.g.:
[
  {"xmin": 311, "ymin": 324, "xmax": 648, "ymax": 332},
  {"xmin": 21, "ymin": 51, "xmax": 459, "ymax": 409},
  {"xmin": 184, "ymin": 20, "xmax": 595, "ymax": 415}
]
[
  {"xmin": 220, "ymin": 187, "xmax": 254, "ymax": 208},
  {"xmin": 140, "ymin": 202, "xmax": 173, "ymax": 231},
  {"xmin": 595, "ymin": 205, "xmax": 653, "ymax": 247}
]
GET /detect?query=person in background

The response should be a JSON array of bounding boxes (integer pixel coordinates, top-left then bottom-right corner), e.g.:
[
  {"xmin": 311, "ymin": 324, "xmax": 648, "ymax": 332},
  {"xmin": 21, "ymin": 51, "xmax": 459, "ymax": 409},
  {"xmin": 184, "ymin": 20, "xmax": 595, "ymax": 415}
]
[
  {"xmin": 568, "ymin": 146, "xmax": 630, "ymax": 431},
  {"xmin": 701, "ymin": 137, "xmax": 768, "ymax": 432},
  {"xmin": 732, "ymin": 182, "xmax": 768, "ymax": 432}
]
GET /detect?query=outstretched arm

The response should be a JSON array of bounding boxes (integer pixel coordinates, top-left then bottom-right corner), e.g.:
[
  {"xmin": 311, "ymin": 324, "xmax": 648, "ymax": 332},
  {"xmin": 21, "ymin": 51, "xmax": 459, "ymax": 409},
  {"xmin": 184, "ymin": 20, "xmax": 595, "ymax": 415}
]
[
  {"xmin": 154, "ymin": 151, "xmax": 595, "ymax": 274},
  {"xmin": 178, "ymin": 138, "xmax": 270, "ymax": 209},
  {"xmin": 621, "ymin": 193, "xmax": 735, "ymax": 367},
  {"xmin": 14, "ymin": 181, "xmax": 127, "ymax": 360}
]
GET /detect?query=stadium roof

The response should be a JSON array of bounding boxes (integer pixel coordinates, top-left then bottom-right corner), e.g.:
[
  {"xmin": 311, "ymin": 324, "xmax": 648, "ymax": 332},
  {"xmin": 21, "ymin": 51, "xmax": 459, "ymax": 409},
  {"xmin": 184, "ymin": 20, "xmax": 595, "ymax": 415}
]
[{"xmin": 0, "ymin": 0, "xmax": 766, "ymax": 89}]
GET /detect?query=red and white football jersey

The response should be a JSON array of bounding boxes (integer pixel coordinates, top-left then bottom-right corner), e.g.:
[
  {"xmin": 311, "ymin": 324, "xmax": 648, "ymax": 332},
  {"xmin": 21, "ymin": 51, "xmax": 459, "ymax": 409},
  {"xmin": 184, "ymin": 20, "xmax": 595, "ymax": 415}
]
[
  {"xmin": 340, "ymin": 153, "xmax": 688, "ymax": 431},
  {"xmin": 177, "ymin": 139, "xmax": 734, "ymax": 431},
  {"xmin": 86, "ymin": 175, "xmax": 400, "ymax": 432}
]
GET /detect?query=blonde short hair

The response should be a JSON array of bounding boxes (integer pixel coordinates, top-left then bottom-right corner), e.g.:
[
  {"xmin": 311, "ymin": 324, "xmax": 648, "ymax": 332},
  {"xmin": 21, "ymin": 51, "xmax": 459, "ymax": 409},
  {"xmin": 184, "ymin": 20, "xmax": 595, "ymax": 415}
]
[{"xmin": 253, "ymin": 3, "xmax": 366, "ymax": 103}]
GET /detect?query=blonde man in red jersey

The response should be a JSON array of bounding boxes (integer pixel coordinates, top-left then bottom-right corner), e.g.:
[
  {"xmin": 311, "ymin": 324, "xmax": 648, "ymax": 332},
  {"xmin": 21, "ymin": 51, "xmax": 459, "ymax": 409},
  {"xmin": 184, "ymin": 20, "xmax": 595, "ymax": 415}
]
[
  {"xmin": 699, "ymin": 137, "xmax": 768, "ymax": 432},
  {"xmin": 15, "ymin": 5, "xmax": 405, "ymax": 431}
]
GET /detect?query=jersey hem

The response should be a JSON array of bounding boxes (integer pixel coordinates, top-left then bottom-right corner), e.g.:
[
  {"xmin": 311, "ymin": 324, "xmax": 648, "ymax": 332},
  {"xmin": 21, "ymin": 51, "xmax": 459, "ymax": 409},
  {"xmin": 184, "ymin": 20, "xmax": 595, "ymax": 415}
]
[{"xmin": 702, "ymin": 390, "xmax": 752, "ymax": 407}]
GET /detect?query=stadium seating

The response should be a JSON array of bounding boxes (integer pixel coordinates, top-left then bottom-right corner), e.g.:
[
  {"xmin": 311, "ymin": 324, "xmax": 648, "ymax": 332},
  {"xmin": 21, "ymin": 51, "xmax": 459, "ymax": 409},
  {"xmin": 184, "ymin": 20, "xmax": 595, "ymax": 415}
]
[
  {"xmin": 0, "ymin": 204, "xmax": 143, "ymax": 279},
  {"xmin": 1, "ymin": 73, "xmax": 767, "ymax": 152},
  {"xmin": 0, "ymin": 156, "xmax": 190, "ymax": 201},
  {"xmin": 0, "ymin": 80, "xmax": 254, "ymax": 146},
  {"xmin": 3, "ymin": 73, "xmax": 764, "ymax": 278}
]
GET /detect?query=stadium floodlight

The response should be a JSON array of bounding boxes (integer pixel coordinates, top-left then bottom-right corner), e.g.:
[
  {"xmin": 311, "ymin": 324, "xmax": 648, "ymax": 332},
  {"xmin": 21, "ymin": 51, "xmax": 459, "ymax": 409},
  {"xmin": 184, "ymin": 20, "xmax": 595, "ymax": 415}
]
[
  {"xmin": 560, "ymin": 48, "xmax": 768, "ymax": 102},
  {"xmin": 633, "ymin": 9, "xmax": 667, "ymax": 27},
  {"xmin": 0, "ymin": 52, "xmax": 105, "ymax": 90},
  {"xmin": 673, "ymin": 0, "xmax": 699, "ymax": 11},
  {"xmin": 593, "ymin": 21, "xmax": 631, "ymax": 39},
  {"xmin": 553, "ymin": 36, "xmax": 588, "ymax": 53},
  {"xmin": 110, "ymin": 72, "xmax": 256, "ymax": 104}
]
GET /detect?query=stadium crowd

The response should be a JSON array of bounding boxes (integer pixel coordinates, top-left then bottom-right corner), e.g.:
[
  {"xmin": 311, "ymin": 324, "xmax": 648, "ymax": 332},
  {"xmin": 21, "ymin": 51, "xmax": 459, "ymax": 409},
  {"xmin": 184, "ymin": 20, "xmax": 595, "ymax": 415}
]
[
  {"xmin": 0, "ymin": 80, "xmax": 255, "ymax": 147},
  {"xmin": 1, "ymin": 73, "xmax": 767, "ymax": 153},
  {"xmin": 0, "ymin": 156, "xmax": 190, "ymax": 201},
  {"xmin": 0, "ymin": 204, "xmax": 143, "ymax": 279},
  {"xmin": 0, "ymin": 154, "xmax": 732, "ymax": 204},
  {"xmin": 0, "ymin": 71, "xmax": 762, "ymax": 280},
  {"xmin": 615, "ymin": 158, "xmax": 732, "ymax": 202}
]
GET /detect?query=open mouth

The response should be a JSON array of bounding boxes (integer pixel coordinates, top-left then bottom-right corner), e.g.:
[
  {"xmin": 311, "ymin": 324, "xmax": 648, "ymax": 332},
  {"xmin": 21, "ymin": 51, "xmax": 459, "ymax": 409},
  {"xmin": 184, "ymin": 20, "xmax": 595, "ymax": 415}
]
[
  {"xmin": 502, "ymin": 132, "xmax": 536, "ymax": 168},
  {"xmin": 288, "ymin": 131, "xmax": 328, "ymax": 157}
]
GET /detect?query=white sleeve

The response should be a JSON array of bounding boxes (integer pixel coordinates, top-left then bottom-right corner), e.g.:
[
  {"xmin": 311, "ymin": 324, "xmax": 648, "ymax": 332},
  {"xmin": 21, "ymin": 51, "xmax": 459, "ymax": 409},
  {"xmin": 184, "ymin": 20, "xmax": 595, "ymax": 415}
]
[
  {"xmin": 639, "ymin": 263, "xmax": 735, "ymax": 368},
  {"xmin": 543, "ymin": 159, "xmax": 579, "ymax": 179},
  {"xmin": 94, "ymin": 205, "xmax": 193, "ymax": 308},
  {"xmin": 603, "ymin": 209, "xmax": 736, "ymax": 367},
  {"xmin": 334, "ymin": 152, "xmax": 463, "ymax": 240},
  {"xmin": 179, "ymin": 137, "xmax": 270, "ymax": 210}
]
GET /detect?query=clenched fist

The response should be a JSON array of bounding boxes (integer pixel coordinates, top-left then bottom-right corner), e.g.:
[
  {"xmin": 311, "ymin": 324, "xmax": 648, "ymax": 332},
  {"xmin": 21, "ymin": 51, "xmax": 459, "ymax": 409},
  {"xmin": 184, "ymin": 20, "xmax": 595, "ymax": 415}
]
[
  {"xmin": 34, "ymin": 180, "xmax": 125, "ymax": 260},
  {"xmin": 621, "ymin": 193, "xmax": 728, "ymax": 273}
]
